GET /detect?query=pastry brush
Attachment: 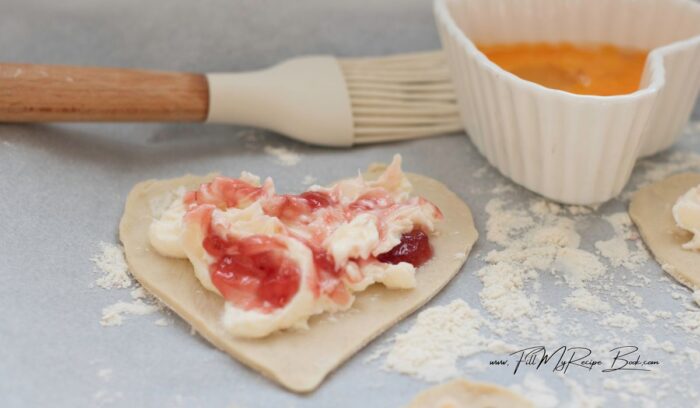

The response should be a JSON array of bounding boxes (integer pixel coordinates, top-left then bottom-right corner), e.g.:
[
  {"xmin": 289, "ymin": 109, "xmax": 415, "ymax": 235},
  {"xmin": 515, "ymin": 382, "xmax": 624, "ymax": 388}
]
[{"xmin": 0, "ymin": 51, "xmax": 461, "ymax": 146}]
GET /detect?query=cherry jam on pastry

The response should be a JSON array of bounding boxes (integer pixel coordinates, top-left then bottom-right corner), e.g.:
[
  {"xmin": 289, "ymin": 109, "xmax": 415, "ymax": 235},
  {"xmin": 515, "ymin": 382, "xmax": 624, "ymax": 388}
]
[
  {"xmin": 204, "ymin": 230, "xmax": 301, "ymax": 312},
  {"xmin": 377, "ymin": 229, "xmax": 433, "ymax": 268},
  {"xmin": 185, "ymin": 170, "xmax": 440, "ymax": 313}
]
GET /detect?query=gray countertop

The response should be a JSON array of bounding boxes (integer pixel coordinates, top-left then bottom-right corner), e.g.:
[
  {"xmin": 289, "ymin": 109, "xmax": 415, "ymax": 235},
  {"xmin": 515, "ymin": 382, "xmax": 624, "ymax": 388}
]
[{"xmin": 2, "ymin": 1, "xmax": 700, "ymax": 407}]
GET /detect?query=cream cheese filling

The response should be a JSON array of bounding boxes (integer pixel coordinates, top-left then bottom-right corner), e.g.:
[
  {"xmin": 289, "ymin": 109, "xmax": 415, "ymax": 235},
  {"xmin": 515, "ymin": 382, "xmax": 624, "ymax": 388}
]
[{"xmin": 149, "ymin": 155, "xmax": 441, "ymax": 338}]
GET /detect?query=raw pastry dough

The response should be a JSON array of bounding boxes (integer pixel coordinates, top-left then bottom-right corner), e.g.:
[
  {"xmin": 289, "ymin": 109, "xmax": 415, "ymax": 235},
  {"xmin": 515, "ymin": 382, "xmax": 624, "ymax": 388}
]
[
  {"xmin": 119, "ymin": 164, "xmax": 478, "ymax": 392},
  {"xmin": 406, "ymin": 379, "xmax": 534, "ymax": 408},
  {"xmin": 629, "ymin": 172, "xmax": 700, "ymax": 290}
]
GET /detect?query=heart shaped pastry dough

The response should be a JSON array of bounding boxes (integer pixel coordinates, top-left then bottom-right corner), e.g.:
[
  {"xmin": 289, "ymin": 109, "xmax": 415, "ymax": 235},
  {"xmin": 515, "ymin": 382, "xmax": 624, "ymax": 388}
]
[{"xmin": 119, "ymin": 164, "xmax": 477, "ymax": 392}]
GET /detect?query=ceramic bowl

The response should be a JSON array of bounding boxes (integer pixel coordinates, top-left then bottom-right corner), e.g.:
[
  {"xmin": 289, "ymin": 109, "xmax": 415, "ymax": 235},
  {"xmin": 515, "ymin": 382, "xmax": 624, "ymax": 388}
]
[{"xmin": 435, "ymin": 0, "xmax": 700, "ymax": 204}]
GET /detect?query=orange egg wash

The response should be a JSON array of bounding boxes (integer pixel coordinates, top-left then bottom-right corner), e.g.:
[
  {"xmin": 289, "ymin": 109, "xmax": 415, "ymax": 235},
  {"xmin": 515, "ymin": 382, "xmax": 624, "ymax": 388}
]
[{"xmin": 477, "ymin": 43, "xmax": 648, "ymax": 96}]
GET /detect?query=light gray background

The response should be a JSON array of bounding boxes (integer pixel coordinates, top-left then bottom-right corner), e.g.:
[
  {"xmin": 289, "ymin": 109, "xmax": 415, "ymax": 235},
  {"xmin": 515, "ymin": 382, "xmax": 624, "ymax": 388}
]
[{"xmin": 1, "ymin": 1, "xmax": 699, "ymax": 407}]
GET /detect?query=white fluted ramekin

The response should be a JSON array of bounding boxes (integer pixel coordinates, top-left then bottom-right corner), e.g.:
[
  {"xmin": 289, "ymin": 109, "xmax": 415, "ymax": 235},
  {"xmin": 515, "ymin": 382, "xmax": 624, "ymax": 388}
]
[{"xmin": 435, "ymin": 0, "xmax": 700, "ymax": 204}]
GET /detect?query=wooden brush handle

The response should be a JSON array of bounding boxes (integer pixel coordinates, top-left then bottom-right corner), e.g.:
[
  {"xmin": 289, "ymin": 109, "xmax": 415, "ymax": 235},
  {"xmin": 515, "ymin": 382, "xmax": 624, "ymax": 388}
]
[{"xmin": 0, "ymin": 63, "xmax": 209, "ymax": 122}]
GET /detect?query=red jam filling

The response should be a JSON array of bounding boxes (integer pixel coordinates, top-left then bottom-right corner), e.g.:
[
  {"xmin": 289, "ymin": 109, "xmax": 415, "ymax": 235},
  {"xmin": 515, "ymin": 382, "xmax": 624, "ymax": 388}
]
[
  {"xmin": 203, "ymin": 231, "xmax": 301, "ymax": 312},
  {"xmin": 377, "ymin": 229, "xmax": 433, "ymax": 267}
]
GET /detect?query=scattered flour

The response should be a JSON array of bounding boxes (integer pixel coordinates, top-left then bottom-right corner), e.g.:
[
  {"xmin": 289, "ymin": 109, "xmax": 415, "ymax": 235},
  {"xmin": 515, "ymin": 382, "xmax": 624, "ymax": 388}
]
[
  {"xmin": 554, "ymin": 247, "xmax": 606, "ymax": 288},
  {"xmin": 595, "ymin": 213, "xmax": 649, "ymax": 269},
  {"xmin": 565, "ymin": 289, "xmax": 611, "ymax": 313},
  {"xmin": 681, "ymin": 348, "xmax": 700, "ymax": 369},
  {"xmin": 92, "ymin": 242, "xmax": 132, "ymax": 289},
  {"xmin": 264, "ymin": 146, "xmax": 301, "ymax": 166},
  {"xmin": 675, "ymin": 311, "xmax": 700, "ymax": 336},
  {"xmin": 529, "ymin": 199, "xmax": 563, "ymax": 216},
  {"xmin": 601, "ymin": 313, "xmax": 639, "ymax": 332},
  {"xmin": 130, "ymin": 286, "xmax": 148, "ymax": 300},
  {"xmin": 642, "ymin": 334, "xmax": 676, "ymax": 353},
  {"xmin": 484, "ymin": 198, "xmax": 535, "ymax": 246},
  {"xmin": 595, "ymin": 237, "xmax": 633, "ymax": 267},
  {"xmin": 92, "ymin": 242, "xmax": 169, "ymax": 328},
  {"xmin": 380, "ymin": 299, "xmax": 514, "ymax": 382},
  {"xmin": 477, "ymin": 263, "xmax": 537, "ymax": 320},
  {"xmin": 375, "ymin": 154, "xmax": 700, "ymax": 403},
  {"xmin": 478, "ymin": 197, "xmax": 606, "ymax": 338},
  {"xmin": 530, "ymin": 199, "xmax": 596, "ymax": 216},
  {"xmin": 100, "ymin": 299, "xmax": 162, "ymax": 327}
]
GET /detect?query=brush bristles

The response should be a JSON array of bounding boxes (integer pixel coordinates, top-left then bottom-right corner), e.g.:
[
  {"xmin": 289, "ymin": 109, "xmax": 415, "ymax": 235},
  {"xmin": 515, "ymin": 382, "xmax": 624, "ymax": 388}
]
[{"xmin": 340, "ymin": 51, "xmax": 462, "ymax": 143}]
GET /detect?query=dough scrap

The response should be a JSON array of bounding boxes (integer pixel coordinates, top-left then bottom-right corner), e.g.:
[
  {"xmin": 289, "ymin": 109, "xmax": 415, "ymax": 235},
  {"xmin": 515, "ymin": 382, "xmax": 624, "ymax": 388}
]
[
  {"xmin": 406, "ymin": 379, "xmax": 534, "ymax": 408},
  {"xmin": 119, "ymin": 165, "xmax": 478, "ymax": 392},
  {"xmin": 629, "ymin": 172, "xmax": 700, "ymax": 290}
]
